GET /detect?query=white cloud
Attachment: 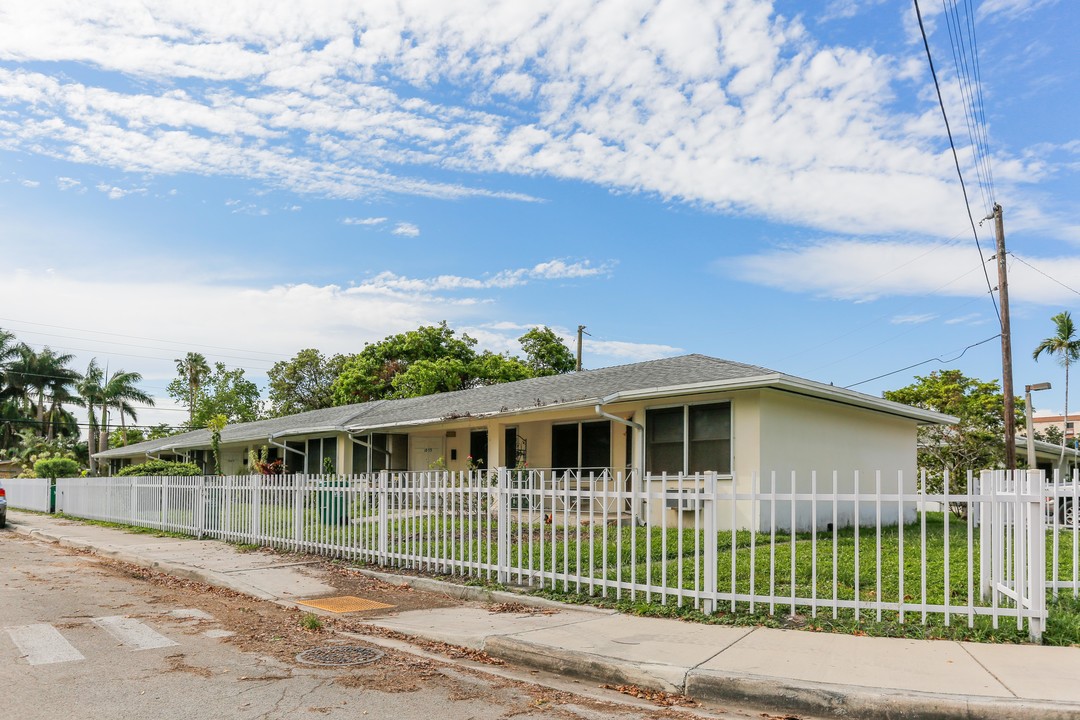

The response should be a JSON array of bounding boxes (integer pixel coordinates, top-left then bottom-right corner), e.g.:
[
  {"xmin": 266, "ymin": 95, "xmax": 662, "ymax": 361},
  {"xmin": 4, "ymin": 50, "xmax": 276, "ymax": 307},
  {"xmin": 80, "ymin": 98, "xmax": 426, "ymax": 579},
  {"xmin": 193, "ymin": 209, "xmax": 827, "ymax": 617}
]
[
  {"xmin": 343, "ymin": 216, "xmax": 387, "ymax": 226},
  {"xmin": 890, "ymin": 313, "xmax": 937, "ymax": 325},
  {"xmin": 56, "ymin": 176, "xmax": 81, "ymax": 190},
  {"xmin": 96, "ymin": 182, "xmax": 144, "ymax": 199},
  {"xmin": 978, "ymin": 0, "xmax": 1058, "ymax": 21},
  {"xmin": 0, "ymin": 2, "xmax": 1064, "ymax": 238},
  {"xmin": 0, "ymin": 262, "xmax": 649, "ymax": 419},
  {"xmin": 20, "ymin": 179, "xmax": 40, "ymax": 188},
  {"xmin": 392, "ymin": 222, "xmax": 420, "ymax": 237},
  {"xmin": 358, "ymin": 259, "xmax": 611, "ymax": 293},
  {"xmin": 727, "ymin": 239, "xmax": 1080, "ymax": 305},
  {"xmin": 944, "ymin": 312, "xmax": 987, "ymax": 326}
]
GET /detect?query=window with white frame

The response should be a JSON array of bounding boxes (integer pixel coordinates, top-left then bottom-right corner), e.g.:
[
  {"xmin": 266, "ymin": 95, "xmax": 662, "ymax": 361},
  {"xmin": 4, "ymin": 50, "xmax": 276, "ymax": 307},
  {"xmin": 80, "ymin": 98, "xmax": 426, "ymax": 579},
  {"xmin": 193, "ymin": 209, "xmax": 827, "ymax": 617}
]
[
  {"xmin": 305, "ymin": 437, "xmax": 338, "ymax": 474},
  {"xmin": 646, "ymin": 402, "xmax": 731, "ymax": 475}
]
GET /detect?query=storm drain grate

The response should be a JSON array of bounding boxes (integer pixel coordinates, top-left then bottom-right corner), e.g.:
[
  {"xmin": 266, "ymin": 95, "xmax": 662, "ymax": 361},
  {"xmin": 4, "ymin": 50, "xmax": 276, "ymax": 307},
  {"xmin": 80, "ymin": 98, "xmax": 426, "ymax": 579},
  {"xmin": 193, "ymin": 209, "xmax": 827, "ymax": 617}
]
[
  {"xmin": 296, "ymin": 645, "xmax": 385, "ymax": 666},
  {"xmin": 296, "ymin": 596, "xmax": 395, "ymax": 613}
]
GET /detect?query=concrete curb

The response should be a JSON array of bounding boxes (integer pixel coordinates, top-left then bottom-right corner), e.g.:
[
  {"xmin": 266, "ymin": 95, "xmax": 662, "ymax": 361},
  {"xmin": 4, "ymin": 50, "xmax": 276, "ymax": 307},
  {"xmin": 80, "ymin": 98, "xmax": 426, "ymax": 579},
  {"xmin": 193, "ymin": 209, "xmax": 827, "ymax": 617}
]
[
  {"xmin": 483, "ymin": 634, "xmax": 686, "ymax": 693},
  {"xmin": 354, "ymin": 568, "xmax": 615, "ymax": 615},
  {"xmin": 684, "ymin": 669, "xmax": 1080, "ymax": 720}
]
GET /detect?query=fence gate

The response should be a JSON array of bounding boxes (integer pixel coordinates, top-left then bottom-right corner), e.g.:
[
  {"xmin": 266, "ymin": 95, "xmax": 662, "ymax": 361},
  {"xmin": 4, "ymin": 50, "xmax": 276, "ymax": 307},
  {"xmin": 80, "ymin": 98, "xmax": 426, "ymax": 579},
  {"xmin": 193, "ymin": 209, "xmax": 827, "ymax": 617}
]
[{"xmin": 979, "ymin": 470, "xmax": 1046, "ymax": 641}]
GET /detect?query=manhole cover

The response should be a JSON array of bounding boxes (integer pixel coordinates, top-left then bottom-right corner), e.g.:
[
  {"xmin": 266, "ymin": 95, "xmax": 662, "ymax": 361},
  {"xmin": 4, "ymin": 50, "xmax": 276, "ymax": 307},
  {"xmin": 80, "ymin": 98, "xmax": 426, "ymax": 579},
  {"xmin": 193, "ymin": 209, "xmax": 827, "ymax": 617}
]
[{"xmin": 296, "ymin": 645, "xmax": 385, "ymax": 666}]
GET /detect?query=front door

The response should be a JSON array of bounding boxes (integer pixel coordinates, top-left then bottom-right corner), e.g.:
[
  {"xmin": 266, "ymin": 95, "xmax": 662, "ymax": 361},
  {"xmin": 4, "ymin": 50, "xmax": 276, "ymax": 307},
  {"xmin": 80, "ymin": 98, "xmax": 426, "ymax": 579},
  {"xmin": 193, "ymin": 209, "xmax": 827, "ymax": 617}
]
[{"xmin": 409, "ymin": 436, "xmax": 444, "ymax": 471}]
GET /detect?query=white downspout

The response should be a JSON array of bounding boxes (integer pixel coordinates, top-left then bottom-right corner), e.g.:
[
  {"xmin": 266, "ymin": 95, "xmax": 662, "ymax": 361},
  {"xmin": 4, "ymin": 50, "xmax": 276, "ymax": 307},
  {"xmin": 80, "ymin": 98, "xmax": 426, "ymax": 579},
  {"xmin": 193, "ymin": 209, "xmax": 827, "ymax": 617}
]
[{"xmin": 595, "ymin": 404, "xmax": 645, "ymax": 525}]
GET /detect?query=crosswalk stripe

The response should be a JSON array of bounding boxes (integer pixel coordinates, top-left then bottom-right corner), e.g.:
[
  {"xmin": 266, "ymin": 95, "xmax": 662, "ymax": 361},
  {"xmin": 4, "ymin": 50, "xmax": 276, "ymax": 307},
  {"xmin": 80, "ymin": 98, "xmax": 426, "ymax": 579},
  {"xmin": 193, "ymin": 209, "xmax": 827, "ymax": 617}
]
[
  {"xmin": 6, "ymin": 624, "xmax": 86, "ymax": 665},
  {"xmin": 93, "ymin": 616, "xmax": 178, "ymax": 650}
]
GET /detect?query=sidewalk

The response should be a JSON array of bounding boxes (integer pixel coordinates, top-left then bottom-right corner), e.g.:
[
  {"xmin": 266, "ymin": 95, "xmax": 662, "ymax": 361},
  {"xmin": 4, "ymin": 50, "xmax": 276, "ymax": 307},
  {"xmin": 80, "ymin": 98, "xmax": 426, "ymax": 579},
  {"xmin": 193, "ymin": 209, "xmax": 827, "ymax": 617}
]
[{"xmin": 7, "ymin": 509, "xmax": 1080, "ymax": 720}]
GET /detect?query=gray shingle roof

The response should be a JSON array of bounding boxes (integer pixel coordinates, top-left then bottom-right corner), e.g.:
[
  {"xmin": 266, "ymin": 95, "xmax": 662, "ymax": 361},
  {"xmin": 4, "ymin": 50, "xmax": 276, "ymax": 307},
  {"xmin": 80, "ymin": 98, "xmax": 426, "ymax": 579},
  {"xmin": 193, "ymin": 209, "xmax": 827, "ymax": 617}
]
[
  {"xmin": 98, "ymin": 354, "xmax": 940, "ymax": 459},
  {"xmin": 344, "ymin": 354, "xmax": 773, "ymax": 428}
]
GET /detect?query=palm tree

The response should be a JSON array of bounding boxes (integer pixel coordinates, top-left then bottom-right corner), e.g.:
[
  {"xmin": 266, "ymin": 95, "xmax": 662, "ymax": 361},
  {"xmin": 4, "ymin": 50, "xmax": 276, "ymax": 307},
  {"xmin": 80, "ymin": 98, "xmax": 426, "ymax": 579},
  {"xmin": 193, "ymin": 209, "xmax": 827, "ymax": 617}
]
[
  {"xmin": 175, "ymin": 352, "xmax": 210, "ymax": 426},
  {"xmin": 1033, "ymin": 311, "xmax": 1080, "ymax": 463},
  {"xmin": 96, "ymin": 368, "xmax": 155, "ymax": 456},
  {"xmin": 77, "ymin": 360, "xmax": 104, "ymax": 473}
]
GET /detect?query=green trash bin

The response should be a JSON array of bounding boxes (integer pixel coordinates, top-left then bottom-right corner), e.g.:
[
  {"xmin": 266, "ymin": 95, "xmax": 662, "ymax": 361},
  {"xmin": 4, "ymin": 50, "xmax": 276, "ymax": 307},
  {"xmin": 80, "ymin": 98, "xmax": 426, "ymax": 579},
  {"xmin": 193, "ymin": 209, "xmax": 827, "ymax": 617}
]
[
  {"xmin": 319, "ymin": 480, "xmax": 349, "ymax": 525},
  {"xmin": 49, "ymin": 481, "xmax": 56, "ymax": 514}
]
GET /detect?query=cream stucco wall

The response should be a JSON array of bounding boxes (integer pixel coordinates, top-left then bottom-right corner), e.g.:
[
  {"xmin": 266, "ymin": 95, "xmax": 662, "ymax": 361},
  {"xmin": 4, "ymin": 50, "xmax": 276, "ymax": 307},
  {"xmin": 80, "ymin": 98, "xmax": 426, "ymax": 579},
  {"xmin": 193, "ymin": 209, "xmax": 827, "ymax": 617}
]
[
  {"xmin": 101, "ymin": 386, "xmax": 924, "ymax": 533},
  {"xmin": 756, "ymin": 389, "xmax": 918, "ymax": 531}
]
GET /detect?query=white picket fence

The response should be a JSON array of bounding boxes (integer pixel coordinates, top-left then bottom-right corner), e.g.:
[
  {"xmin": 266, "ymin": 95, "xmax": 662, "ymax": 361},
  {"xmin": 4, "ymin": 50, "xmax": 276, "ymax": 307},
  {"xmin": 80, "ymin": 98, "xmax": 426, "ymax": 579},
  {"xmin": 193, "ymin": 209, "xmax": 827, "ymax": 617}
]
[
  {"xmin": 3, "ymin": 477, "xmax": 52, "ymax": 512},
  {"xmin": 51, "ymin": 468, "xmax": 1079, "ymax": 641}
]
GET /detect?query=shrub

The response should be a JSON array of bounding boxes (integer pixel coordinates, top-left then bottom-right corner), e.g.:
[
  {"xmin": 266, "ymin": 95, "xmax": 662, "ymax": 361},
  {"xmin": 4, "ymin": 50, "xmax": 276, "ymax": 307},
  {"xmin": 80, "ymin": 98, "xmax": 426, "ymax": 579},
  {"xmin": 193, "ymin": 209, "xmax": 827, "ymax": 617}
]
[
  {"xmin": 33, "ymin": 457, "xmax": 81, "ymax": 480},
  {"xmin": 117, "ymin": 459, "xmax": 202, "ymax": 477}
]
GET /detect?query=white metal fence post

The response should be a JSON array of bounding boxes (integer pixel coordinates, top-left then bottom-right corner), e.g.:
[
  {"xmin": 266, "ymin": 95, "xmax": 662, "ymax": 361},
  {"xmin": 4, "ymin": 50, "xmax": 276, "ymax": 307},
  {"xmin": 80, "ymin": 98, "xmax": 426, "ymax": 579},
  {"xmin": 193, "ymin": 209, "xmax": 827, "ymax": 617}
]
[
  {"xmin": 378, "ymin": 470, "xmax": 389, "ymax": 564},
  {"xmin": 252, "ymin": 474, "xmax": 262, "ymax": 545},
  {"xmin": 979, "ymin": 470, "xmax": 991, "ymax": 602},
  {"xmin": 293, "ymin": 475, "xmax": 304, "ymax": 551},
  {"xmin": 159, "ymin": 476, "xmax": 168, "ymax": 529},
  {"xmin": 1026, "ymin": 470, "xmax": 1046, "ymax": 642},
  {"xmin": 497, "ymin": 467, "xmax": 510, "ymax": 585},
  {"xmin": 702, "ymin": 471, "xmax": 718, "ymax": 614},
  {"xmin": 194, "ymin": 475, "xmax": 205, "ymax": 538}
]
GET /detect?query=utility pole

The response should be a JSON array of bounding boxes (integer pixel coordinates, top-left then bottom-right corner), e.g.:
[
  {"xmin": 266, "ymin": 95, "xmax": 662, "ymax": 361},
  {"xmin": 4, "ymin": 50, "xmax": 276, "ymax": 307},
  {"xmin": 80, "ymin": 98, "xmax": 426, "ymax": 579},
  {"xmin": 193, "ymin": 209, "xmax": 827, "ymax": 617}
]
[
  {"xmin": 994, "ymin": 204, "xmax": 1017, "ymax": 470},
  {"xmin": 576, "ymin": 325, "xmax": 589, "ymax": 372}
]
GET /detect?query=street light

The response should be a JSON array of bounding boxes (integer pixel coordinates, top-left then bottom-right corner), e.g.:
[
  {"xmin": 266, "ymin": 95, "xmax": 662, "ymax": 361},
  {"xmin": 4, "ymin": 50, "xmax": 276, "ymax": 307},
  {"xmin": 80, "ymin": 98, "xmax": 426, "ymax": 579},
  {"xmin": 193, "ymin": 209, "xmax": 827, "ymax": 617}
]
[{"xmin": 1025, "ymin": 382, "xmax": 1052, "ymax": 471}]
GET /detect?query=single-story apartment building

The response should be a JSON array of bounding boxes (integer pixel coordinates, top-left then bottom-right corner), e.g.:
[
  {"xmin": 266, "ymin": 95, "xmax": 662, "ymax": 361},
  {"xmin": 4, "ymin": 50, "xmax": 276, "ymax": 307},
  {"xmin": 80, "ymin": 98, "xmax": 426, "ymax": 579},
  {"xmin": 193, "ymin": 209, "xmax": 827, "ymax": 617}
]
[{"xmin": 94, "ymin": 354, "xmax": 952, "ymax": 530}]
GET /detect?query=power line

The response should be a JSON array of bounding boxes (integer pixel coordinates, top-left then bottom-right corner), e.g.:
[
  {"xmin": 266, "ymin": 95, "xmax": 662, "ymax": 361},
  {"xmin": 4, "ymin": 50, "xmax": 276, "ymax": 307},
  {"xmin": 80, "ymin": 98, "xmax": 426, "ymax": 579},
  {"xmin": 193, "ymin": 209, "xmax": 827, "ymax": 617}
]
[
  {"xmin": 1008, "ymin": 253, "xmax": 1080, "ymax": 298},
  {"xmin": 9, "ymin": 327, "xmax": 280, "ymax": 367},
  {"xmin": 913, "ymin": 0, "xmax": 1001, "ymax": 326},
  {"xmin": 843, "ymin": 334, "xmax": 1001, "ymax": 389},
  {"xmin": 0, "ymin": 316, "xmax": 292, "ymax": 359},
  {"xmin": 941, "ymin": 0, "xmax": 996, "ymax": 213}
]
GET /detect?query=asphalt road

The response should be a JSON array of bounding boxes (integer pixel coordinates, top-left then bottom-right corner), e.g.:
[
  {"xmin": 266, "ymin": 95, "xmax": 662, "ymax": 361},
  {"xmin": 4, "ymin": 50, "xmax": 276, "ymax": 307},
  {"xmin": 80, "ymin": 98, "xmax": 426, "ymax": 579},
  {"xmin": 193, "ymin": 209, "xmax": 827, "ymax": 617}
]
[{"xmin": 1, "ymin": 530, "xmax": 793, "ymax": 720}]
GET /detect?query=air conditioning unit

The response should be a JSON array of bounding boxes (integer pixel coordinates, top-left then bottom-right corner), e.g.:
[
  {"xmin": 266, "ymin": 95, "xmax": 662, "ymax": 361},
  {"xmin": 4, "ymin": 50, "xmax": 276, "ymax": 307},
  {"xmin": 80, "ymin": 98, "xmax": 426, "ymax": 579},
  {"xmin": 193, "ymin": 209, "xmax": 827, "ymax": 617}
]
[{"xmin": 665, "ymin": 487, "xmax": 703, "ymax": 511}]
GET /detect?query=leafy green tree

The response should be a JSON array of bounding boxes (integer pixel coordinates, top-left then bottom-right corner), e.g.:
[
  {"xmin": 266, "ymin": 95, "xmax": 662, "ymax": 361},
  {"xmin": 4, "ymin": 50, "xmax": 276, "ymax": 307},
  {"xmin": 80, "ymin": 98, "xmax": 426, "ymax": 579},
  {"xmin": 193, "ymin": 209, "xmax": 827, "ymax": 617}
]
[
  {"xmin": 191, "ymin": 363, "xmax": 261, "ymax": 427},
  {"xmin": 518, "ymin": 326, "xmax": 575, "ymax": 375},
  {"xmin": 470, "ymin": 351, "xmax": 535, "ymax": 385},
  {"xmin": 884, "ymin": 370, "xmax": 1024, "ymax": 508},
  {"xmin": 266, "ymin": 348, "xmax": 348, "ymax": 417},
  {"xmin": 117, "ymin": 459, "xmax": 201, "ymax": 477},
  {"xmin": 332, "ymin": 322, "xmax": 478, "ymax": 403},
  {"xmin": 1033, "ymin": 311, "xmax": 1080, "ymax": 461},
  {"xmin": 1036, "ymin": 424, "xmax": 1065, "ymax": 446},
  {"xmin": 390, "ymin": 357, "xmax": 472, "ymax": 397},
  {"xmin": 34, "ymin": 457, "xmax": 80, "ymax": 481},
  {"xmin": 110, "ymin": 427, "xmax": 146, "ymax": 447},
  {"xmin": 168, "ymin": 353, "xmax": 211, "ymax": 426},
  {"xmin": 206, "ymin": 413, "xmax": 228, "ymax": 475},
  {"xmin": 147, "ymin": 423, "xmax": 177, "ymax": 440}
]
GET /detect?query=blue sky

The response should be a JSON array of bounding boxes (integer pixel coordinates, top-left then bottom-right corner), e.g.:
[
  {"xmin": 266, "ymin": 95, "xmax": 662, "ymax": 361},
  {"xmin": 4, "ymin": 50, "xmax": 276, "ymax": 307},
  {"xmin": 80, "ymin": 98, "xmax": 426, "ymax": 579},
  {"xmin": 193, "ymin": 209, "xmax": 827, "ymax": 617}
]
[{"xmin": 1, "ymin": 0, "xmax": 1078, "ymax": 430}]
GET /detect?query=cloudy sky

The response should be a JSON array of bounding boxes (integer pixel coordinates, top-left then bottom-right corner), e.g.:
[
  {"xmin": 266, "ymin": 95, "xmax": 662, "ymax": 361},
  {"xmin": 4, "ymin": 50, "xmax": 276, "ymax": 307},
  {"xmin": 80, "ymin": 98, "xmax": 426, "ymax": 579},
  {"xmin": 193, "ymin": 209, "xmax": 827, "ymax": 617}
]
[{"xmin": 1, "ymin": 0, "xmax": 1078, "ymax": 430}]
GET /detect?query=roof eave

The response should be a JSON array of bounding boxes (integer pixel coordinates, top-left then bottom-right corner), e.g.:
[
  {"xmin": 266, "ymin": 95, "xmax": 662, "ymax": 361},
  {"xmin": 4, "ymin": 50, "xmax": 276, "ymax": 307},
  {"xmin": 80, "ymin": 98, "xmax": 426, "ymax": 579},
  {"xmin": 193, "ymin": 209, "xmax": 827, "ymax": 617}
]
[{"xmin": 599, "ymin": 374, "xmax": 956, "ymax": 425}]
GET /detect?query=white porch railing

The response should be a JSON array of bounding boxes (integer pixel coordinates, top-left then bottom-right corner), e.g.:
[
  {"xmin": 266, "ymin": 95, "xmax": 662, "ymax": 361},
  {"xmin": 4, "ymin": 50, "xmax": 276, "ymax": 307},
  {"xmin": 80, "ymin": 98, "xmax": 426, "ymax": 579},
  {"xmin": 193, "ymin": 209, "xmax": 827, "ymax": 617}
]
[
  {"xmin": 51, "ymin": 467, "xmax": 1071, "ymax": 641},
  {"xmin": 4, "ymin": 477, "xmax": 52, "ymax": 512}
]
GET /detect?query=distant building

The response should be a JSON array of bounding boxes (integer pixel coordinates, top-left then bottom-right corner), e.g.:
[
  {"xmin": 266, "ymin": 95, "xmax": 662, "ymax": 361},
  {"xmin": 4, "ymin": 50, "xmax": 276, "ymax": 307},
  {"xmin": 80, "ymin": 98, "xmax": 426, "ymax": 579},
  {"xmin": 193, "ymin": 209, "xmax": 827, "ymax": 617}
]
[{"xmin": 1032, "ymin": 413, "xmax": 1079, "ymax": 444}]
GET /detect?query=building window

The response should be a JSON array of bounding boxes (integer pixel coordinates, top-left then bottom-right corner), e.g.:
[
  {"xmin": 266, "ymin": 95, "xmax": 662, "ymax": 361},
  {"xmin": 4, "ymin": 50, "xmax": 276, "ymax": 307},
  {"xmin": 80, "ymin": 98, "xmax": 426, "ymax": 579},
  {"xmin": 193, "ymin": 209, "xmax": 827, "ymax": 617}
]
[
  {"xmin": 646, "ymin": 402, "xmax": 731, "ymax": 475},
  {"xmin": 551, "ymin": 420, "xmax": 610, "ymax": 473},
  {"xmin": 305, "ymin": 437, "xmax": 338, "ymax": 474},
  {"xmin": 350, "ymin": 433, "xmax": 407, "ymax": 474}
]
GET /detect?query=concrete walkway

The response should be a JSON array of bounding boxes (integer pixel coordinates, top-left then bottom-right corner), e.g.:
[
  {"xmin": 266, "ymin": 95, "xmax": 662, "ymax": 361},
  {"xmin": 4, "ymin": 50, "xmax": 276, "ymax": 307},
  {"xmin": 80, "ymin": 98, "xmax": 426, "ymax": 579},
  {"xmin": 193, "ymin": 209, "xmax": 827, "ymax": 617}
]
[{"xmin": 7, "ymin": 510, "xmax": 1080, "ymax": 720}]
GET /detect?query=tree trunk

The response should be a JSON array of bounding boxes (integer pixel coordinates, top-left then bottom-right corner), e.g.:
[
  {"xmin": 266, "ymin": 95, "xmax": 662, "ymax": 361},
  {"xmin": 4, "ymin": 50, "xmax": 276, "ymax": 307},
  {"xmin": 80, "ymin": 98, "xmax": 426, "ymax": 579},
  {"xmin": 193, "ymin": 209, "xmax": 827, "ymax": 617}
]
[
  {"xmin": 1062, "ymin": 358, "xmax": 1070, "ymax": 466},
  {"xmin": 98, "ymin": 402, "xmax": 108, "ymax": 458}
]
